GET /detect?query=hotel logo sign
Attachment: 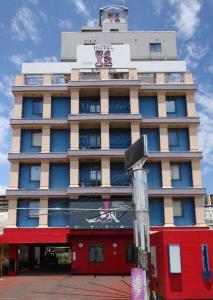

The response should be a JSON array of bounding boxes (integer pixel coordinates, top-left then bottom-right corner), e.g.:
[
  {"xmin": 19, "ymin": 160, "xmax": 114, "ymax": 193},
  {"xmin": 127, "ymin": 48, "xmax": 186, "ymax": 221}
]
[{"xmin": 94, "ymin": 45, "xmax": 113, "ymax": 68}]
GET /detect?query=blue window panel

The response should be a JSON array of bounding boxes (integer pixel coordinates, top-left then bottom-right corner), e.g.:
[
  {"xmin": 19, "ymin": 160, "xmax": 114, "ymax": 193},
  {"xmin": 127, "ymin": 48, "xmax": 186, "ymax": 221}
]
[
  {"xmin": 174, "ymin": 199, "xmax": 195, "ymax": 226},
  {"xmin": 140, "ymin": 128, "xmax": 160, "ymax": 151},
  {"xmin": 50, "ymin": 129, "xmax": 70, "ymax": 152},
  {"xmin": 144, "ymin": 162, "xmax": 162, "ymax": 188},
  {"xmin": 79, "ymin": 97, "xmax": 100, "ymax": 114},
  {"xmin": 48, "ymin": 199, "xmax": 69, "ymax": 227},
  {"xmin": 110, "ymin": 162, "xmax": 131, "ymax": 186},
  {"xmin": 22, "ymin": 98, "xmax": 43, "ymax": 119},
  {"xmin": 166, "ymin": 96, "xmax": 187, "ymax": 117},
  {"xmin": 21, "ymin": 130, "xmax": 41, "ymax": 153},
  {"xmin": 79, "ymin": 163, "xmax": 101, "ymax": 186},
  {"xmin": 109, "ymin": 96, "xmax": 130, "ymax": 113},
  {"xmin": 139, "ymin": 96, "xmax": 158, "ymax": 117},
  {"xmin": 17, "ymin": 199, "xmax": 39, "ymax": 227},
  {"xmin": 49, "ymin": 163, "xmax": 70, "ymax": 189},
  {"xmin": 110, "ymin": 128, "xmax": 131, "ymax": 149},
  {"xmin": 149, "ymin": 198, "xmax": 164, "ymax": 226},
  {"xmin": 168, "ymin": 128, "xmax": 189, "ymax": 151},
  {"xmin": 150, "ymin": 43, "xmax": 161, "ymax": 53},
  {"xmin": 171, "ymin": 162, "xmax": 192, "ymax": 187},
  {"xmin": 51, "ymin": 97, "xmax": 71, "ymax": 118},
  {"xmin": 19, "ymin": 164, "xmax": 40, "ymax": 189},
  {"xmin": 79, "ymin": 129, "xmax": 101, "ymax": 149}
]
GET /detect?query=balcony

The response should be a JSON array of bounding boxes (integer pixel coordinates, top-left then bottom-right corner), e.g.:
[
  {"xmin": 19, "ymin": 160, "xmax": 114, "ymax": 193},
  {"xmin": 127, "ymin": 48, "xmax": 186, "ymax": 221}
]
[
  {"xmin": 79, "ymin": 71, "xmax": 101, "ymax": 81},
  {"xmin": 138, "ymin": 73, "xmax": 156, "ymax": 84},
  {"xmin": 79, "ymin": 130, "xmax": 101, "ymax": 149},
  {"xmin": 79, "ymin": 163, "xmax": 101, "ymax": 187},
  {"xmin": 109, "ymin": 71, "xmax": 129, "ymax": 80},
  {"xmin": 25, "ymin": 75, "xmax": 43, "ymax": 85},
  {"xmin": 52, "ymin": 74, "xmax": 70, "ymax": 84}
]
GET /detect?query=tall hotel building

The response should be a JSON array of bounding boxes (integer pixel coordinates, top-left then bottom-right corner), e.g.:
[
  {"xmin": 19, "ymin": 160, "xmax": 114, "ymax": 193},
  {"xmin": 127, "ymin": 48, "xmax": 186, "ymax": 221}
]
[{"xmin": 1, "ymin": 5, "xmax": 213, "ymax": 299}]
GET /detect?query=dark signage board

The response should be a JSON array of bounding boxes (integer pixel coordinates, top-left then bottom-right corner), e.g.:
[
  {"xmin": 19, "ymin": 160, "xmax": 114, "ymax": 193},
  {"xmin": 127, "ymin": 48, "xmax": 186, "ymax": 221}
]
[{"xmin": 125, "ymin": 135, "xmax": 148, "ymax": 171}]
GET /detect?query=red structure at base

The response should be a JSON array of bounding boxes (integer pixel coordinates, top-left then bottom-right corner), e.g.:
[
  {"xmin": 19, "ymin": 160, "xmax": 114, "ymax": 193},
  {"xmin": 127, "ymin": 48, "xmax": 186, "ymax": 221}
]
[{"xmin": 1, "ymin": 227, "xmax": 213, "ymax": 299}]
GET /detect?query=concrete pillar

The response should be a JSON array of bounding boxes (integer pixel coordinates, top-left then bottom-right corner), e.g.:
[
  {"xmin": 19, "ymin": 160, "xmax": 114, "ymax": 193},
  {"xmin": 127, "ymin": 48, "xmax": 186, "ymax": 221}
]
[
  {"xmin": 156, "ymin": 73, "xmax": 165, "ymax": 84},
  {"xmin": 42, "ymin": 126, "xmax": 50, "ymax": 153},
  {"xmin": 164, "ymin": 197, "xmax": 174, "ymax": 226},
  {"xmin": 101, "ymin": 122, "xmax": 109, "ymax": 149},
  {"xmin": 11, "ymin": 127, "xmax": 21, "ymax": 153},
  {"xmin": 100, "ymin": 69, "xmax": 109, "ymax": 80},
  {"xmin": 131, "ymin": 122, "xmax": 140, "ymax": 144},
  {"xmin": 186, "ymin": 92, "xmax": 196, "ymax": 117},
  {"xmin": 43, "ymin": 93, "xmax": 51, "ymax": 119},
  {"xmin": 157, "ymin": 92, "xmax": 166, "ymax": 117},
  {"xmin": 161, "ymin": 160, "xmax": 171, "ymax": 188},
  {"xmin": 9, "ymin": 163, "xmax": 19, "ymax": 189},
  {"xmin": 101, "ymin": 157, "xmax": 110, "ymax": 187},
  {"xmin": 43, "ymin": 75, "xmax": 52, "ymax": 85},
  {"xmin": 160, "ymin": 125, "xmax": 169, "ymax": 151},
  {"xmin": 70, "ymin": 159, "xmax": 79, "ymax": 187},
  {"xmin": 100, "ymin": 88, "xmax": 109, "ymax": 114},
  {"xmin": 71, "ymin": 89, "xmax": 79, "ymax": 115},
  {"xmin": 7, "ymin": 198, "xmax": 17, "ymax": 227},
  {"xmin": 70, "ymin": 123, "xmax": 79, "ymax": 150},
  {"xmin": 129, "ymin": 68, "xmax": 137, "ymax": 80},
  {"xmin": 39, "ymin": 197, "xmax": 48, "ymax": 227},
  {"xmin": 40, "ymin": 161, "xmax": 49, "ymax": 189},
  {"xmin": 192, "ymin": 160, "xmax": 202, "ymax": 188},
  {"xmin": 194, "ymin": 196, "xmax": 205, "ymax": 225},
  {"xmin": 13, "ymin": 95, "xmax": 23, "ymax": 118},
  {"xmin": 189, "ymin": 125, "xmax": 199, "ymax": 151},
  {"xmin": 130, "ymin": 87, "xmax": 139, "ymax": 114},
  {"xmin": 71, "ymin": 69, "xmax": 80, "ymax": 81}
]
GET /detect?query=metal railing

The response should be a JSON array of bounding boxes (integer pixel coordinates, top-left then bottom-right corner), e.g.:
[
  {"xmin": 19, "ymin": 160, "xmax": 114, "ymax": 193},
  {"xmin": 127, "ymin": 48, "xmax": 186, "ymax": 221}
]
[
  {"xmin": 52, "ymin": 74, "xmax": 70, "ymax": 84},
  {"xmin": 138, "ymin": 73, "xmax": 156, "ymax": 83},
  {"xmin": 79, "ymin": 72, "xmax": 101, "ymax": 81},
  {"xmin": 25, "ymin": 75, "xmax": 43, "ymax": 85},
  {"xmin": 204, "ymin": 205, "xmax": 213, "ymax": 226},
  {"xmin": 109, "ymin": 72, "xmax": 129, "ymax": 80},
  {"xmin": 165, "ymin": 73, "xmax": 184, "ymax": 83}
]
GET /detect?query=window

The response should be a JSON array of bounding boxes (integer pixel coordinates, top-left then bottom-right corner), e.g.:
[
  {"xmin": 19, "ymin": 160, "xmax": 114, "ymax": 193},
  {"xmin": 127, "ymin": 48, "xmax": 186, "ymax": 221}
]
[
  {"xmin": 29, "ymin": 201, "xmax": 39, "ymax": 218},
  {"xmin": 89, "ymin": 245, "xmax": 104, "ymax": 263},
  {"xmin": 30, "ymin": 165, "xmax": 40, "ymax": 181},
  {"xmin": 33, "ymin": 100, "xmax": 42, "ymax": 116},
  {"xmin": 171, "ymin": 164, "xmax": 181, "ymax": 180},
  {"xmin": 168, "ymin": 244, "xmax": 182, "ymax": 274},
  {"xmin": 166, "ymin": 99, "xmax": 176, "ymax": 114},
  {"xmin": 173, "ymin": 200, "xmax": 183, "ymax": 217},
  {"xmin": 126, "ymin": 244, "xmax": 135, "ymax": 263},
  {"xmin": 90, "ymin": 170, "xmax": 101, "ymax": 182},
  {"xmin": 150, "ymin": 43, "xmax": 161, "ymax": 53},
  {"xmin": 201, "ymin": 244, "xmax": 211, "ymax": 279},
  {"xmin": 32, "ymin": 132, "xmax": 42, "ymax": 147},
  {"xmin": 169, "ymin": 129, "xmax": 179, "ymax": 146}
]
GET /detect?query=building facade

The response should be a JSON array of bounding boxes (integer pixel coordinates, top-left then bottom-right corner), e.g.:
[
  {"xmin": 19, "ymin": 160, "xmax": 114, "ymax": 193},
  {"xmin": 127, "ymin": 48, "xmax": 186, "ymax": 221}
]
[{"xmin": 1, "ymin": 4, "xmax": 213, "ymax": 299}]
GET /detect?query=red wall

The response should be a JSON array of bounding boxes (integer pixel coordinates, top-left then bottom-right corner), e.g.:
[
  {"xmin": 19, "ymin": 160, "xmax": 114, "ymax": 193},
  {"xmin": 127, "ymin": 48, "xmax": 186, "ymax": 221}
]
[
  {"xmin": 150, "ymin": 230, "xmax": 213, "ymax": 300},
  {"xmin": 71, "ymin": 235, "xmax": 134, "ymax": 274}
]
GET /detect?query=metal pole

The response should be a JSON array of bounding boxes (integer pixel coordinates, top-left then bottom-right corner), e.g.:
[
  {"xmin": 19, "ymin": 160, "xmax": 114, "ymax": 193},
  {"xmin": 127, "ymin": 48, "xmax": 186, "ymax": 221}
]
[{"xmin": 132, "ymin": 160, "xmax": 150, "ymax": 300}]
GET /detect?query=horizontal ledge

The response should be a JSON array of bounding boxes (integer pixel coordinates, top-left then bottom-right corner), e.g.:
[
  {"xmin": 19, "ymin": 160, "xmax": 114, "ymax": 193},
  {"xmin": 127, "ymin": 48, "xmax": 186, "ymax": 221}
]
[
  {"xmin": 140, "ymin": 84, "xmax": 197, "ymax": 90},
  {"xmin": 6, "ymin": 187, "xmax": 206, "ymax": 197},
  {"xmin": 69, "ymin": 80, "xmax": 140, "ymax": 87},
  {"xmin": 12, "ymin": 85, "xmax": 68, "ymax": 93},
  {"xmin": 69, "ymin": 114, "xmax": 142, "ymax": 121}
]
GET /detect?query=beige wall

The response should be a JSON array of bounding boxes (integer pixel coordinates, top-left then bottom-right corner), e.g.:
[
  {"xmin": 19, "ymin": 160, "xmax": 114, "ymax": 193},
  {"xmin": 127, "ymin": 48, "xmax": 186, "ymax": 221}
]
[
  {"xmin": 157, "ymin": 92, "xmax": 166, "ymax": 117},
  {"xmin": 101, "ymin": 122, "xmax": 109, "ymax": 149},
  {"xmin": 164, "ymin": 197, "xmax": 174, "ymax": 226},
  {"xmin": 40, "ymin": 161, "xmax": 49, "ymax": 189},
  {"xmin": 43, "ymin": 75, "xmax": 52, "ymax": 85},
  {"xmin": 131, "ymin": 122, "xmax": 140, "ymax": 144},
  {"xmin": 70, "ymin": 159, "xmax": 79, "ymax": 187},
  {"xmin": 9, "ymin": 163, "xmax": 19, "ymax": 189},
  {"xmin": 161, "ymin": 160, "xmax": 171, "ymax": 188},
  {"xmin": 129, "ymin": 68, "xmax": 137, "ymax": 80},
  {"xmin": 71, "ymin": 69, "xmax": 80, "ymax": 81},
  {"xmin": 186, "ymin": 92, "xmax": 196, "ymax": 117},
  {"xmin": 156, "ymin": 73, "xmax": 165, "ymax": 84},
  {"xmin": 13, "ymin": 95, "xmax": 23, "ymax": 119},
  {"xmin": 15, "ymin": 75, "xmax": 24, "ymax": 86},
  {"xmin": 100, "ymin": 88, "xmax": 109, "ymax": 114},
  {"xmin": 192, "ymin": 159, "xmax": 202, "ymax": 188},
  {"xmin": 100, "ymin": 69, "xmax": 109, "ymax": 80},
  {"xmin": 11, "ymin": 128, "xmax": 21, "ymax": 153},
  {"xmin": 71, "ymin": 89, "xmax": 79, "ymax": 115},
  {"xmin": 7, "ymin": 198, "xmax": 17, "ymax": 227},
  {"xmin": 101, "ymin": 157, "xmax": 110, "ymax": 187},
  {"xmin": 42, "ymin": 126, "xmax": 50, "ymax": 153},
  {"xmin": 70, "ymin": 123, "xmax": 79, "ymax": 150},
  {"xmin": 195, "ymin": 196, "xmax": 205, "ymax": 225},
  {"xmin": 43, "ymin": 93, "xmax": 51, "ymax": 119},
  {"xmin": 39, "ymin": 197, "xmax": 48, "ymax": 227},
  {"xmin": 189, "ymin": 125, "xmax": 199, "ymax": 151},
  {"xmin": 160, "ymin": 126, "xmax": 169, "ymax": 151},
  {"xmin": 184, "ymin": 73, "xmax": 193, "ymax": 84},
  {"xmin": 130, "ymin": 88, "xmax": 139, "ymax": 114}
]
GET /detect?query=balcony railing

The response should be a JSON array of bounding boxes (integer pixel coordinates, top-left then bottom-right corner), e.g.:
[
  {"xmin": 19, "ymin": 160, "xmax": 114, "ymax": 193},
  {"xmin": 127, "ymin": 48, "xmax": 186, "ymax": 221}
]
[
  {"xmin": 52, "ymin": 74, "xmax": 70, "ymax": 84},
  {"xmin": 165, "ymin": 73, "xmax": 184, "ymax": 83},
  {"xmin": 25, "ymin": 75, "xmax": 43, "ymax": 85},
  {"xmin": 109, "ymin": 72, "xmax": 129, "ymax": 80},
  {"xmin": 138, "ymin": 73, "xmax": 156, "ymax": 83},
  {"xmin": 79, "ymin": 72, "xmax": 101, "ymax": 81}
]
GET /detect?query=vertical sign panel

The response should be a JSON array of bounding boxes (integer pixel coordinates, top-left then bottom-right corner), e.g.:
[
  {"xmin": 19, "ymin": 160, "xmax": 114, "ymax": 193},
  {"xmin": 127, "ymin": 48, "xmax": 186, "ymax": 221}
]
[
  {"xmin": 168, "ymin": 244, "xmax": 182, "ymax": 274},
  {"xmin": 151, "ymin": 246, "xmax": 157, "ymax": 278},
  {"xmin": 131, "ymin": 268, "xmax": 145, "ymax": 300}
]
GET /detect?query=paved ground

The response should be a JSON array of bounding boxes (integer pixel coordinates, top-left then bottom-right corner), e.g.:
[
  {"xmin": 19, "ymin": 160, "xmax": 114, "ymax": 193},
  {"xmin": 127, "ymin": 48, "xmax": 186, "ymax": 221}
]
[{"xmin": 0, "ymin": 275, "xmax": 131, "ymax": 300}]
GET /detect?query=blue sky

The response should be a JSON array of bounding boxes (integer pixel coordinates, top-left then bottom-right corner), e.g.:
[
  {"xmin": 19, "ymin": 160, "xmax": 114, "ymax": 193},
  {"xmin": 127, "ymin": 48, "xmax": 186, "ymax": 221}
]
[{"xmin": 0, "ymin": 0, "xmax": 212, "ymax": 194}]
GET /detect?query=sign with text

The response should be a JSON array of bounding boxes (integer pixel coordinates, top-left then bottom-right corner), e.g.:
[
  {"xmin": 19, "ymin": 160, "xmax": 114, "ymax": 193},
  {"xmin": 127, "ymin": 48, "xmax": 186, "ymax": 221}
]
[{"xmin": 131, "ymin": 268, "xmax": 145, "ymax": 300}]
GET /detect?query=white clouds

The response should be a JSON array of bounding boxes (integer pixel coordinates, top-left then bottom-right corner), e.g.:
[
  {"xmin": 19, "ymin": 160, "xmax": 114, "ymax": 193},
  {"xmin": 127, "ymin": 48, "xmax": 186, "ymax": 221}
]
[
  {"xmin": 184, "ymin": 42, "xmax": 209, "ymax": 69},
  {"xmin": 151, "ymin": 0, "xmax": 163, "ymax": 15},
  {"xmin": 34, "ymin": 56, "xmax": 58, "ymax": 62},
  {"xmin": 72, "ymin": 0, "xmax": 89, "ymax": 17},
  {"xmin": 87, "ymin": 18, "xmax": 98, "ymax": 27},
  {"xmin": 59, "ymin": 19, "xmax": 72, "ymax": 30},
  {"xmin": 0, "ymin": 75, "xmax": 14, "ymax": 98},
  {"xmin": 0, "ymin": 117, "xmax": 10, "ymax": 150},
  {"xmin": 0, "ymin": 185, "xmax": 7, "ymax": 195},
  {"xmin": 169, "ymin": 0, "xmax": 201, "ymax": 40},
  {"xmin": 11, "ymin": 6, "xmax": 47, "ymax": 43},
  {"xmin": 196, "ymin": 85, "xmax": 213, "ymax": 172}
]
